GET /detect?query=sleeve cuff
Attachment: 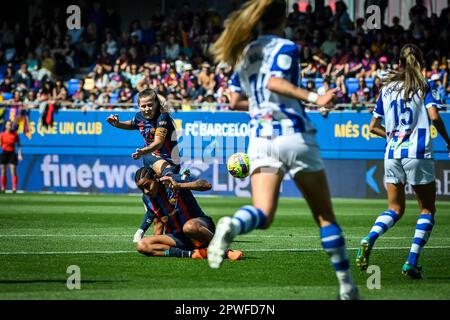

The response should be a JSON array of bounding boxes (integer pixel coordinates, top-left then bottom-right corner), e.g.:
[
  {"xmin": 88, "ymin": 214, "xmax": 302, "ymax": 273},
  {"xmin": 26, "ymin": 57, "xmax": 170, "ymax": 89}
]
[
  {"xmin": 269, "ymin": 71, "xmax": 285, "ymax": 79},
  {"xmin": 229, "ymin": 85, "xmax": 241, "ymax": 93},
  {"xmin": 426, "ymin": 103, "xmax": 443, "ymax": 110},
  {"xmin": 372, "ymin": 112, "xmax": 384, "ymax": 119}
]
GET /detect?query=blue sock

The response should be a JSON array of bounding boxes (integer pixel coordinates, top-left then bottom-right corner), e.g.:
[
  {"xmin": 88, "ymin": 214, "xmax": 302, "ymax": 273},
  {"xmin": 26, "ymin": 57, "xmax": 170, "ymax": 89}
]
[
  {"xmin": 367, "ymin": 210, "xmax": 400, "ymax": 245},
  {"xmin": 139, "ymin": 211, "xmax": 153, "ymax": 232},
  {"xmin": 164, "ymin": 247, "xmax": 192, "ymax": 258},
  {"xmin": 407, "ymin": 214, "xmax": 435, "ymax": 266},
  {"xmin": 162, "ymin": 166, "xmax": 176, "ymax": 177},
  {"xmin": 230, "ymin": 205, "xmax": 267, "ymax": 235},
  {"xmin": 320, "ymin": 223, "xmax": 350, "ymax": 273}
]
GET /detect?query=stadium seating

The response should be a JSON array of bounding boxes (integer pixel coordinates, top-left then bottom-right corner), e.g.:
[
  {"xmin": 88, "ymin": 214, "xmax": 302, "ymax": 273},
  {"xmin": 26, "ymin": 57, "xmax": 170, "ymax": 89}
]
[
  {"xmin": 345, "ymin": 78, "xmax": 360, "ymax": 95},
  {"xmin": 2, "ymin": 92, "xmax": 13, "ymax": 100},
  {"xmin": 67, "ymin": 79, "xmax": 80, "ymax": 96},
  {"xmin": 109, "ymin": 91, "xmax": 119, "ymax": 104}
]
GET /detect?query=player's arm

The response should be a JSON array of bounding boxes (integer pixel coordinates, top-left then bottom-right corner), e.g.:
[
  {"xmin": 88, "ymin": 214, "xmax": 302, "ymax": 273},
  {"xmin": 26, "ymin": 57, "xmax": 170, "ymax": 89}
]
[
  {"xmin": 106, "ymin": 114, "xmax": 135, "ymax": 130},
  {"xmin": 267, "ymin": 77, "xmax": 337, "ymax": 106},
  {"xmin": 428, "ymin": 107, "xmax": 450, "ymax": 152},
  {"xmin": 159, "ymin": 176, "xmax": 212, "ymax": 192},
  {"xmin": 132, "ymin": 115, "xmax": 171, "ymax": 159},
  {"xmin": 230, "ymin": 92, "xmax": 249, "ymax": 111},
  {"xmin": 152, "ymin": 217, "xmax": 164, "ymax": 235},
  {"xmin": 133, "ymin": 135, "xmax": 165, "ymax": 159},
  {"xmin": 369, "ymin": 117, "xmax": 386, "ymax": 138},
  {"xmin": 16, "ymin": 134, "xmax": 22, "ymax": 161},
  {"xmin": 228, "ymin": 71, "xmax": 249, "ymax": 111}
]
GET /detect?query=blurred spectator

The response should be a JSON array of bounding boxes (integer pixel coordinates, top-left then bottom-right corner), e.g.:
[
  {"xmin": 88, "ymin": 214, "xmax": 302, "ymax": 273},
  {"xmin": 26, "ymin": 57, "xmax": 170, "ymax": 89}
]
[{"xmin": 0, "ymin": 0, "xmax": 448, "ymax": 115}]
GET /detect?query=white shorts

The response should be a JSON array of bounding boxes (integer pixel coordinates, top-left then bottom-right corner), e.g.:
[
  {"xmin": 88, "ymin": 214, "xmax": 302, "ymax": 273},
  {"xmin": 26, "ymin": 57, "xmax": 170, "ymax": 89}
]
[
  {"xmin": 247, "ymin": 133, "xmax": 324, "ymax": 177},
  {"xmin": 384, "ymin": 158, "xmax": 435, "ymax": 185}
]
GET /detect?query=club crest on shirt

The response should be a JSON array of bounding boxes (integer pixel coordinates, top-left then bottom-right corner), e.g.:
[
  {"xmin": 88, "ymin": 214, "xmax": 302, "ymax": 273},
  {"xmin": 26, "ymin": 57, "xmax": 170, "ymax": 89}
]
[{"xmin": 432, "ymin": 90, "xmax": 440, "ymax": 101}]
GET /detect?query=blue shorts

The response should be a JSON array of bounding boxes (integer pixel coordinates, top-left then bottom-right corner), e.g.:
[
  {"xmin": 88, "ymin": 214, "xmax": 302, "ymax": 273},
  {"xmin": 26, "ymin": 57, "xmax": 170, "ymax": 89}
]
[
  {"xmin": 167, "ymin": 216, "xmax": 216, "ymax": 250},
  {"xmin": 142, "ymin": 153, "xmax": 180, "ymax": 173}
]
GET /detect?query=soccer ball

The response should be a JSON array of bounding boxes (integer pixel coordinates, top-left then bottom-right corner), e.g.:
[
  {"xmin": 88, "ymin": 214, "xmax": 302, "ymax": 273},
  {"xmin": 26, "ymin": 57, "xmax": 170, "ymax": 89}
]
[{"xmin": 227, "ymin": 152, "xmax": 250, "ymax": 179}]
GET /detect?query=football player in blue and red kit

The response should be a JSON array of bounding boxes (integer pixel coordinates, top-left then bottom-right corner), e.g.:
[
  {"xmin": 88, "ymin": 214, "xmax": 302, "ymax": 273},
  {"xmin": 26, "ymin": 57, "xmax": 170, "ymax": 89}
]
[
  {"xmin": 133, "ymin": 167, "xmax": 243, "ymax": 260},
  {"xmin": 106, "ymin": 88, "xmax": 180, "ymax": 177}
]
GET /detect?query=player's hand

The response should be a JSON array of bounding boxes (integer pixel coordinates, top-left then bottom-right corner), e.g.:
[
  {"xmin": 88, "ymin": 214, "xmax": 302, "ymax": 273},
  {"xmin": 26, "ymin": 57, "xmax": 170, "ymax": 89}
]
[
  {"xmin": 159, "ymin": 176, "xmax": 179, "ymax": 189},
  {"xmin": 316, "ymin": 88, "xmax": 338, "ymax": 106},
  {"xmin": 106, "ymin": 114, "xmax": 119, "ymax": 127},
  {"xmin": 18, "ymin": 154, "xmax": 23, "ymax": 162},
  {"xmin": 132, "ymin": 148, "xmax": 144, "ymax": 160}
]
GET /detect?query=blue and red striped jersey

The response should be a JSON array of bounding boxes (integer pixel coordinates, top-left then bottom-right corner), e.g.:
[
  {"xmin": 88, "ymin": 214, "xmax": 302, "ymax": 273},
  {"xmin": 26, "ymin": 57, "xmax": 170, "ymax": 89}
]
[
  {"xmin": 131, "ymin": 112, "xmax": 178, "ymax": 162},
  {"xmin": 142, "ymin": 175, "xmax": 207, "ymax": 236}
]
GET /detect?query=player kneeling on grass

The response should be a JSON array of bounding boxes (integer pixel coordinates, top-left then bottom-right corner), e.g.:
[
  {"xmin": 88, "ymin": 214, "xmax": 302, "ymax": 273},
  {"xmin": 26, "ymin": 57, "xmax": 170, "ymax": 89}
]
[{"xmin": 134, "ymin": 167, "xmax": 243, "ymax": 260}]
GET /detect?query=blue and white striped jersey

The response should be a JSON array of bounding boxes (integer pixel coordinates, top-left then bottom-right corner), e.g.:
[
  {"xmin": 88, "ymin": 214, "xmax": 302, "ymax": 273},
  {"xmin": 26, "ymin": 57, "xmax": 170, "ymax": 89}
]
[
  {"xmin": 373, "ymin": 80, "xmax": 443, "ymax": 159},
  {"xmin": 236, "ymin": 35, "xmax": 315, "ymax": 138}
]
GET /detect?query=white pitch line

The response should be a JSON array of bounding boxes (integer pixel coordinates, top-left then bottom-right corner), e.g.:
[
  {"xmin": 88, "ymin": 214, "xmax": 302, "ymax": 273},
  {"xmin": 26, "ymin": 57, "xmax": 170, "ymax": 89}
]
[
  {"xmin": 0, "ymin": 234, "xmax": 449, "ymax": 241},
  {"xmin": 1, "ymin": 246, "xmax": 450, "ymax": 255}
]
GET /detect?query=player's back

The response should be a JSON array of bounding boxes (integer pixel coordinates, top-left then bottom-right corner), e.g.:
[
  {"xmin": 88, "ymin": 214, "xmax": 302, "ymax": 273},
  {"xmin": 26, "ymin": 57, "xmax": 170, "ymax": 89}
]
[
  {"xmin": 374, "ymin": 81, "xmax": 442, "ymax": 159},
  {"xmin": 238, "ymin": 35, "xmax": 315, "ymax": 138}
]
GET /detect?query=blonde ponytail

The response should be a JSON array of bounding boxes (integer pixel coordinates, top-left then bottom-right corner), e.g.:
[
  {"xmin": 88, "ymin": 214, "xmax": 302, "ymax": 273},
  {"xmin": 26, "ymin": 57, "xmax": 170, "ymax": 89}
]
[
  {"xmin": 210, "ymin": 0, "xmax": 280, "ymax": 66},
  {"xmin": 387, "ymin": 44, "xmax": 429, "ymax": 101}
]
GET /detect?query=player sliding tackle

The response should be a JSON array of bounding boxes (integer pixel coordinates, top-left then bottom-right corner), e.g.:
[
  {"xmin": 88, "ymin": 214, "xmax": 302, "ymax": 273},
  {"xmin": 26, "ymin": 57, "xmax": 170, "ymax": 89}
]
[
  {"xmin": 206, "ymin": 0, "xmax": 359, "ymax": 300},
  {"xmin": 134, "ymin": 167, "xmax": 243, "ymax": 260}
]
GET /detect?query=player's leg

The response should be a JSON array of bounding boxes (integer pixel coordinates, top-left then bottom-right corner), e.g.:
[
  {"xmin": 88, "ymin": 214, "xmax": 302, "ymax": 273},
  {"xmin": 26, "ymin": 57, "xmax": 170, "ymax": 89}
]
[
  {"xmin": 10, "ymin": 163, "xmax": 17, "ymax": 193},
  {"xmin": 150, "ymin": 158, "xmax": 180, "ymax": 177},
  {"xmin": 137, "ymin": 235, "xmax": 194, "ymax": 258},
  {"xmin": 183, "ymin": 217, "xmax": 214, "ymax": 248},
  {"xmin": 1, "ymin": 163, "xmax": 6, "ymax": 192},
  {"xmin": 207, "ymin": 167, "xmax": 284, "ymax": 269},
  {"xmin": 184, "ymin": 217, "xmax": 244, "ymax": 260},
  {"xmin": 403, "ymin": 159, "xmax": 436, "ymax": 279},
  {"xmin": 356, "ymin": 159, "xmax": 405, "ymax": 270},
  {"xmin": 136, "ymin": 235, "xmax": 176, "ymax": 256},
  {"xmin": 293, "ymin": 170, "xmax": 358, "ymax": 300}
]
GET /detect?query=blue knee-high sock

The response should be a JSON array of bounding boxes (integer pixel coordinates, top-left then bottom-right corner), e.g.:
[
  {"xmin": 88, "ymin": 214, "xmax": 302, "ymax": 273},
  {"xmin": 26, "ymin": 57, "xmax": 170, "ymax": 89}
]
[
  {"xmin": 139, "ymin": 211, "xmax": 153, "ymax": 232},
  {"xmin": 367, "ymin": 210, "xmax": 400, "ymax": 245},
  {"xmin": 320, "ymin": 223, "xmax": 350, "ymax": 273},
  {"xmin": 230, "ymin": 205, "xmax": 267, "ymax": 235},
  {"xmin": 164, "ymin": 247, "xmax": 192, "ymax": 258},
  {"xmin": 407, "ymin": 214, "xmax": 435, "ymax": 266}
]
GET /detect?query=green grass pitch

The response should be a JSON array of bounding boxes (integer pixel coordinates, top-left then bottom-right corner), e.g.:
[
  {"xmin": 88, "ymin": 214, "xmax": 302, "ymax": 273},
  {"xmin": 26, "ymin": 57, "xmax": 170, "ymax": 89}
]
[{"xmin": 0, "ymin": 193, "xmax": 449, "ymax": 300}]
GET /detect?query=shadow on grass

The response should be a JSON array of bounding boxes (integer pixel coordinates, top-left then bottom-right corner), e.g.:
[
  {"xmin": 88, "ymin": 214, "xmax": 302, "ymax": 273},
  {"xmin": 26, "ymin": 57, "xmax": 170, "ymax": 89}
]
[{"xmin": 0, "ymin": 280, "xmax": 129, "ymax": 284}]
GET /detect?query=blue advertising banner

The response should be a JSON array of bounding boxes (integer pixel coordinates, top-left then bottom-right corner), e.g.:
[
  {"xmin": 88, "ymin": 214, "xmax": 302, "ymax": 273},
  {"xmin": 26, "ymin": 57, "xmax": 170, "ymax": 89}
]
[
  {"xmin": 21, "ymin": 110, "xmax": 450, "ymax": 160},
  {"xmin": 10, "ymin": 110, "xmax": 450, "ymax": 198}
]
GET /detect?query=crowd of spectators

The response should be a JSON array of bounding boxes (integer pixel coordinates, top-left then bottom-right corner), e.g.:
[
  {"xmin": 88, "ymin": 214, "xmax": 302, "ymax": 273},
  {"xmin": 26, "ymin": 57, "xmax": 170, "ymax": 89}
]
[{"xmin": 0, "ymin": 0, "xmax": 449, "ymax": 117}]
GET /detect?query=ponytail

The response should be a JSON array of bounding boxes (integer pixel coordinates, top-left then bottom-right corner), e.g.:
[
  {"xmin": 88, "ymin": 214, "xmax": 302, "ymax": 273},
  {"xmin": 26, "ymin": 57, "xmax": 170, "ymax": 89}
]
[
  {"xmin": 210, "ymin": 0, "xmax": 286, "ymax": 66},
  {"xmin": 387, "ymin": 44, "xmax": 429, "ymax": 101}
]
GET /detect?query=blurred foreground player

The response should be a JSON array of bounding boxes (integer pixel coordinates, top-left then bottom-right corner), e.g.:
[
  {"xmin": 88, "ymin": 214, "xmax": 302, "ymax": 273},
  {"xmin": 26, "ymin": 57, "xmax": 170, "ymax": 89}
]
[{"xmin": 207, "ymin": 0, "xmax": 359, "ymax": 300}]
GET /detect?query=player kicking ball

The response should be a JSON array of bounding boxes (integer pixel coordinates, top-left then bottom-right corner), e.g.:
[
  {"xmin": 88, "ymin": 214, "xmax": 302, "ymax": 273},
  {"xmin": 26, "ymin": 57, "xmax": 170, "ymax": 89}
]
[{"xmin": 134, "ymin": 167, "xmax": 243, "ymax": 260}]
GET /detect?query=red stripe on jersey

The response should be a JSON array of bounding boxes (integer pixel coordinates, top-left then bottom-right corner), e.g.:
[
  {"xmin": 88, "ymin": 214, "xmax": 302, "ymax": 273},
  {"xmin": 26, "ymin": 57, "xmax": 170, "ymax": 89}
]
[
  {"xmin": 176, "ymin": 194, "xmax": 193, "ymax": 221},
  {"xmin": 159, "ymin": 191, "xmax": 183, "ymax": 233},
  {"xmin": 150, "ymin": 199, "xmax": 173, "ymax": 234}
]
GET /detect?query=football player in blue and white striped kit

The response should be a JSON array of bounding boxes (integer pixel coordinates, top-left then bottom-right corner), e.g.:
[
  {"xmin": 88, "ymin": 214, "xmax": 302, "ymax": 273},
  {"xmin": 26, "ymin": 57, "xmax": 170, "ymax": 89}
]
[
  {"xmin": 356, "ymin": 44, "xmax": 450, "ymax": 279},
  {"xmin": 207, "ymin": 0, "xmax": 359, "ymax": 300}
]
